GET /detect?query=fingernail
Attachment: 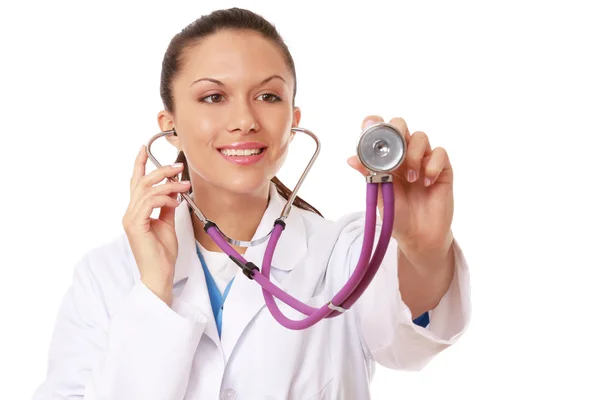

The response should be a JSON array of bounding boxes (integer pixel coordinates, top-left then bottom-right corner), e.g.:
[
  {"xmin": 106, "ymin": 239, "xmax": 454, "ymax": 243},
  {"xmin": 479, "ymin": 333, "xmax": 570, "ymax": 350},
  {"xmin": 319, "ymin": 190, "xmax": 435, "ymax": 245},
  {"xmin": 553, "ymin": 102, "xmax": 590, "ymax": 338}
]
[
  {"xmin": 407, "ymin": 170, "xmax": 417, "ymax": 182},
  {"xmin": 424, "ymin": 178, "xmax": 431, "ymax": 187},
  {"xmin": 364, "ymin": 120, "xmax": 376, "ymax": 129},
  {"xmin": 180, "ymin": 180, "xmax": 190, "ymax": 185},
  {"xmin": 172, "ymin": 163, "xmax": 183, "ymax": 168}
]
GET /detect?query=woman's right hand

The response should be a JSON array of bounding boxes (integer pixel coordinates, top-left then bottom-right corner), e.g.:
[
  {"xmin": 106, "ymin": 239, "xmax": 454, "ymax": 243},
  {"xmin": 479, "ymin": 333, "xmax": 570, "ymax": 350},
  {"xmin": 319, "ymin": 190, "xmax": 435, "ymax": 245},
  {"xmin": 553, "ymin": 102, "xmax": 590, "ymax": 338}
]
[{"xmin": 122, "ymin": 145, "xmax": 192, "ymax": 306}]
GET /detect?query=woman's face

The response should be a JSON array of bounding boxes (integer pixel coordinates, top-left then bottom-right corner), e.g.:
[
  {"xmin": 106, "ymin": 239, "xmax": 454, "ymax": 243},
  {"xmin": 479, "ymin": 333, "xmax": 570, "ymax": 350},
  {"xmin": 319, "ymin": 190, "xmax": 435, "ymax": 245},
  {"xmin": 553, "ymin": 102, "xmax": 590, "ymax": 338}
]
[{"xmin": 160, "ymin": 29, "xmax": 300, "ymax": 196}]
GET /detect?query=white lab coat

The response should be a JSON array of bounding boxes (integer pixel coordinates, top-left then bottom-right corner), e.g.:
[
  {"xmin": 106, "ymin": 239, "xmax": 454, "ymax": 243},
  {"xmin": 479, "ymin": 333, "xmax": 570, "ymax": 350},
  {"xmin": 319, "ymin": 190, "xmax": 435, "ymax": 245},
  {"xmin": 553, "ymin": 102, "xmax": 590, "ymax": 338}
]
[{"xmin": 32, "ymin": 182, "xmax": 471, "ymax": 400}]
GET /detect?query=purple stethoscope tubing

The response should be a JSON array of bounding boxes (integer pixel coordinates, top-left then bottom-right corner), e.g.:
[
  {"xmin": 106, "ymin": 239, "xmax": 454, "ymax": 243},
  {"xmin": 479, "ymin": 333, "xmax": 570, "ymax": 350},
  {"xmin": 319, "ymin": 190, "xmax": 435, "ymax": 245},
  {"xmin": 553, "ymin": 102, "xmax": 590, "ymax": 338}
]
[
  {"xmin": 146, "ymin": 122, "xmax": 405, "ymax": 330},
  {"xmin": 205, "ymin": 182, "xmax": 394, "ymax": 330}
]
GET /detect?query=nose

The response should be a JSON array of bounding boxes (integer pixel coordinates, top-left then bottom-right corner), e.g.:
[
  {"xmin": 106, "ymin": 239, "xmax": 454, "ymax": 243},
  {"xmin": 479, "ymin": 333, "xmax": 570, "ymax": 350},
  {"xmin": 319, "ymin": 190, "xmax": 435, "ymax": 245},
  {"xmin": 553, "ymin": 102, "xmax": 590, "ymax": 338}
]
[{"xmin": 227, "ymin": 98, "xmax": 259, "ymax": 135}]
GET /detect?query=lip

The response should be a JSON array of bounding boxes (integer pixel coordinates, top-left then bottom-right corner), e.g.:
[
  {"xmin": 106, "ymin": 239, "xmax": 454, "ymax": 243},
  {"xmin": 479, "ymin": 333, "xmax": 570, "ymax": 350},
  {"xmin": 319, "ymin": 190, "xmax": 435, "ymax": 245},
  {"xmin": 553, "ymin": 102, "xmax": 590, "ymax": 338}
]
[{"xmin": 217, "ymin": 142, "xmax": 267, "ymax": 150}]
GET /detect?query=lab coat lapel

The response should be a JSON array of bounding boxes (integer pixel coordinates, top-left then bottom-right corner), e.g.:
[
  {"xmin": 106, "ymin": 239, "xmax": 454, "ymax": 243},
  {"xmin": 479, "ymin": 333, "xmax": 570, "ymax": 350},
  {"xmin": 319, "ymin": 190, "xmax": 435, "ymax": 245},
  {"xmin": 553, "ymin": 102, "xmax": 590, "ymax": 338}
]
[
  {"xmin": 170, "ymin": 201, "xmax": 221, "ymax": 347},
  {"xmin": 220, "ymin": 183, "xmax": 309, "ymax": 361}
]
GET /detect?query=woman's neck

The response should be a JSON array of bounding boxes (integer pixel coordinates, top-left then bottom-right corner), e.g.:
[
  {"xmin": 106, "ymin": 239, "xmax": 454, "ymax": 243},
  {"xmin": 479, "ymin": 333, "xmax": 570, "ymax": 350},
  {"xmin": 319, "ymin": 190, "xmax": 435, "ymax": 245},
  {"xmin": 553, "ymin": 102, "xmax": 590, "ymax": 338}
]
[{"xmin": 190, "ymin": 181, "xmax": 270, "ymax": 255}]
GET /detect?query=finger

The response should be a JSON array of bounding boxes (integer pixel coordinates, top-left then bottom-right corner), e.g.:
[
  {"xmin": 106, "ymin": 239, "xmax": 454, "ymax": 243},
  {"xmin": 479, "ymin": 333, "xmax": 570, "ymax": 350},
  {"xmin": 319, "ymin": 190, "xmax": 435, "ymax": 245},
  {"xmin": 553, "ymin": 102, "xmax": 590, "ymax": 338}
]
[
  {"xmin": 388, "ymin": 117, "xmax": 411, "ymax": 145},
  {"xmin": 132, "ymin": 195, "xmax": 181, "ymax": 233},
  {"xmin": 131, "ymin": 180, "xmax": 190, "ymax": 215},
  {"xmin": 130, "ymin": 145, "xmax": 148, "ymax": 195},
  {"xmin": 158, "ymin": 191, "xmax": 180, "ymax": 228},
  {"xmin": 361, "ymin": 115, "xmax": 384, "ymax": 130},
  {"xmin": 144, "ymin": 180, "xmax": 191, "ymax": 199},
  {"xmin": 136, "ymin": 163, "xmax": 184, "ymax": 192},
  {"xmin": 403, "ymin": 131, "xmax": 431, "ymax": 183},
  {"xmin": 423, "ymin": 147, "xmax": 452, "ymax": 187},
  {"xmin": 129, "ymin": 163, "xmax": 184, "ymax": 213}
]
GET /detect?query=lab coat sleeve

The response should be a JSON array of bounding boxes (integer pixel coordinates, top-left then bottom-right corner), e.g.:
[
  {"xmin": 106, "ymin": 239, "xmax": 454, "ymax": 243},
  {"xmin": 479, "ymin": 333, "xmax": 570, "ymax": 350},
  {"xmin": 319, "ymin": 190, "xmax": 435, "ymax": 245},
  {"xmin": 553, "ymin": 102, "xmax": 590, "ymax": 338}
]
[
  {"xmin": 31, "ymin": 251, "xmax": 206, "ymax": 400},
  {"xmin": 338, "ymin": 215, "xmax": 471, "ymax": 371}
]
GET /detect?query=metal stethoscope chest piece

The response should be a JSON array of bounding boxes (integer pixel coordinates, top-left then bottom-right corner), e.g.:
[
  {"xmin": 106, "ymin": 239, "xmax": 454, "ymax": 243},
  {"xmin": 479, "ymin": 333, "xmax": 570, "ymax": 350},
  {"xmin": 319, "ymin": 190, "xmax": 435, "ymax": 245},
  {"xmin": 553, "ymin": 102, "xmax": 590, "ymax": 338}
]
[{"xmin": 145, "ymin": 122, "xmax": 406, "ymax": 330}]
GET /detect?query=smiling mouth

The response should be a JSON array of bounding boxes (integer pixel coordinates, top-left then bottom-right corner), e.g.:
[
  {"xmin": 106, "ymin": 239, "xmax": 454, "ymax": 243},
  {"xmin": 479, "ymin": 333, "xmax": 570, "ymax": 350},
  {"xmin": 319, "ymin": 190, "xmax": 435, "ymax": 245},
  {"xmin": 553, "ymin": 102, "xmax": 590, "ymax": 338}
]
[{"xmin": 219, "ymin": 148, "xmax": 266, "ymax": 156}]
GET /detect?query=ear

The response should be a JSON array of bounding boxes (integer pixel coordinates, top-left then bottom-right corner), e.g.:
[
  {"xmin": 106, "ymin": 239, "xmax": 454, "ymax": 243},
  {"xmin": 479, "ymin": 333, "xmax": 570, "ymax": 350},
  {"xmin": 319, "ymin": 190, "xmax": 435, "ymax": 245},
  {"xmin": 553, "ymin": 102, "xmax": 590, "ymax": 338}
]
[
  {"xmin": 157, "ymin": 110, "xmax": 181, "ymax": 150},
  {"xmin": 290, "ymin": 106, "xmax": 302, "ymax": 141},
  {"xmin": 292, "ymin": 106, "xmax": 302, "ymax": 127}
]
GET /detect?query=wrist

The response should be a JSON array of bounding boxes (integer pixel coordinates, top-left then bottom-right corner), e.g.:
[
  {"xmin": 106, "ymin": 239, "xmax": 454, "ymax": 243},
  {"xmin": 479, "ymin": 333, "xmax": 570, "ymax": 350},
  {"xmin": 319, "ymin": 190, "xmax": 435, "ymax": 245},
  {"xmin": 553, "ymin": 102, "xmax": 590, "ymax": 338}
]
[
  {"xmin": 397, "ymin": 232, "xmax": 454, "ymax": 272},
  {"xmin": 141, "ymin": 275, "xmax": 174, "ymax": 307}
]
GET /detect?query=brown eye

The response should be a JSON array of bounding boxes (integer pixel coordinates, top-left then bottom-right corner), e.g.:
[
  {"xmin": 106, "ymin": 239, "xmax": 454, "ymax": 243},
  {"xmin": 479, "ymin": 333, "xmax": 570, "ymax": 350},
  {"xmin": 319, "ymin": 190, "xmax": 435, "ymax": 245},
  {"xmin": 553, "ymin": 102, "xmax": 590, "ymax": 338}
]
[
  {"xmin": 201, "ymin": 94, "xmax": 224, "ymax": 103},
  {"xmin": 259, "ymin": 93, "xmax": 281, "ymax": 102}
]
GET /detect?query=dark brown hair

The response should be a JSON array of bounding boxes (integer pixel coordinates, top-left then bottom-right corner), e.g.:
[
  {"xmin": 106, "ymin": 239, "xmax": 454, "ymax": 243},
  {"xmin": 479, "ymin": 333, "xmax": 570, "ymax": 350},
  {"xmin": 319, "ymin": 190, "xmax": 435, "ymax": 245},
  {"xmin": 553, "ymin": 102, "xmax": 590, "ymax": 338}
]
[{"xmin": 160, "ymin": 7, "xmax": 322, "ymax": 218}]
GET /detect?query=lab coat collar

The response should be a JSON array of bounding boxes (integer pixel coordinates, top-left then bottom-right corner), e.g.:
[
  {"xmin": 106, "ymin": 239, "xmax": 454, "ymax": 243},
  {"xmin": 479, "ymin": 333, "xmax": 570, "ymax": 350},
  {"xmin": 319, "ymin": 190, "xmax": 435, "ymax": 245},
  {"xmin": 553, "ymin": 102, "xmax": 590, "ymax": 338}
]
[
  {"xmin": 170, "ymin": 181, "xmax": 309, "ymax": 354},
  {"xmin": 172, "ymin": 182, "xmax": 308, "ymax": 285}
]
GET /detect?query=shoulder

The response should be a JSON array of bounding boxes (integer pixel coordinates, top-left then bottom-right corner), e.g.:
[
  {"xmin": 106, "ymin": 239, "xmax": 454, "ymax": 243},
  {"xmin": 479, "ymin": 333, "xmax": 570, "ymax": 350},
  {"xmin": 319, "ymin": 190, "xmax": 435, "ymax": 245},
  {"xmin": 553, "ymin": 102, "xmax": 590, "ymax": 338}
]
[
  {"xmin": 69, "ymin": 232, "xmax": 139, "ymax": 313},
  {"xmin": 297, "ymin": 206, "xmax": 367, "ymax": 237},
  {"xmin": 80, "ymin": 233, "xmax": 137, "ymax": 279}
]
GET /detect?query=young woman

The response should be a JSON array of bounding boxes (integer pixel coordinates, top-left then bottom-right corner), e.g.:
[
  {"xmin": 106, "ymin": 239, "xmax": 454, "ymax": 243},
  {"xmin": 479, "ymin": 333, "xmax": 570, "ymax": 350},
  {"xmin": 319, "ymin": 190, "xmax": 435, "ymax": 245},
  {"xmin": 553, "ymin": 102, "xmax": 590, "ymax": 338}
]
[{"xmin": 33, "ymin": 7, "xmax": 470, "ymax": 400}]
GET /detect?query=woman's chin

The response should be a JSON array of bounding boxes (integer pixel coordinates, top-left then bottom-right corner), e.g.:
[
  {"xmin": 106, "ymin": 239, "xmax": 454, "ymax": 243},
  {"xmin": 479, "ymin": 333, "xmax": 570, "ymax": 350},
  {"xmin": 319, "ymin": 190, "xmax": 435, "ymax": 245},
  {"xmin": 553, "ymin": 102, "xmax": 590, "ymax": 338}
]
[{"xmin": 216, "ymin": 173, "xmax": 273, "ymax": 195}]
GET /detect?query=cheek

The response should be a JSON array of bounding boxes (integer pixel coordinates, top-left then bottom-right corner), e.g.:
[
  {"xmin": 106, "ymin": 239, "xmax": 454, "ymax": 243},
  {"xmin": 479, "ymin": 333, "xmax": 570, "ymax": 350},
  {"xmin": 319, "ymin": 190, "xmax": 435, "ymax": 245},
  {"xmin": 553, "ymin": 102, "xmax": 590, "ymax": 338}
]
[
  {"xmin": 278, "ymin": 144, "xmax": 290, "ymax": 164},
  {"xmin": 269, "ymin": 135, "xmax": 292, "ymax": 173},
  {"xmin": 260, "ymin": 107, "xmax": 293, "ymax": 138},
  {"xmin": 176, "ymin": 116, "xmax": 220, "ymax": 150},
  {"xmin": 176, "ymin": 99, "xmax": 223, "ymax": 142},
  {"xmin": 180, "ymin": 131, "xmax": 213, "ymax": 153},
  {"xmin": 269, "ymin": 132, "xmax": 293, "ymax": 158}
]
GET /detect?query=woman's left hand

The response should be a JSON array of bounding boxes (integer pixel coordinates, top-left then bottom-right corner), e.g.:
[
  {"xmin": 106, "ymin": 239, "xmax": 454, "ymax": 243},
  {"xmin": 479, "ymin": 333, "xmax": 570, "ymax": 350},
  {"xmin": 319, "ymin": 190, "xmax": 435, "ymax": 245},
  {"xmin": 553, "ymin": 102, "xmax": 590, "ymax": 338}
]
[{"xmin": 347, "ymin": 116, "xmax": 455, "ymax": 269}]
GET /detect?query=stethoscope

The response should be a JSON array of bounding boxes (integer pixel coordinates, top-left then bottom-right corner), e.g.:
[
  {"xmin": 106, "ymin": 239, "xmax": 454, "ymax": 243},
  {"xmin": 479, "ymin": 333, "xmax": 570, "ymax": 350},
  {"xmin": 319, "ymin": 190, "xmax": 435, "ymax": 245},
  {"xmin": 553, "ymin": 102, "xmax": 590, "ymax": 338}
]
[{"xmin": 146, "ymin": 122, "xmax": 406, "ymax": 330}]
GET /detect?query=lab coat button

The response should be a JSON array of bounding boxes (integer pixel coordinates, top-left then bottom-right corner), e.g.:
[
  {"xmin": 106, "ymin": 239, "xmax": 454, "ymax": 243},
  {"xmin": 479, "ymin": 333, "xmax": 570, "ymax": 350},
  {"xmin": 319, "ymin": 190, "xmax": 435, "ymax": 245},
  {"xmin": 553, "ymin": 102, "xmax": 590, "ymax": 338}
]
[{"xmin": 221, "ymin": 388, "xmax": 237, "ymax": 400}]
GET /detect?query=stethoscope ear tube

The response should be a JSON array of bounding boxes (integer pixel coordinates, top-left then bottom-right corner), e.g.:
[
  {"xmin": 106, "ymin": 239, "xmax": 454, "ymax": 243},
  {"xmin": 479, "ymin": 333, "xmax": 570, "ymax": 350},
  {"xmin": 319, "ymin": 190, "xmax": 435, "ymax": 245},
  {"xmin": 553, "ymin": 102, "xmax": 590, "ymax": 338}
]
[{"xmin": 146, "ymin": 127, "xmax": 321, "ymax": 248}]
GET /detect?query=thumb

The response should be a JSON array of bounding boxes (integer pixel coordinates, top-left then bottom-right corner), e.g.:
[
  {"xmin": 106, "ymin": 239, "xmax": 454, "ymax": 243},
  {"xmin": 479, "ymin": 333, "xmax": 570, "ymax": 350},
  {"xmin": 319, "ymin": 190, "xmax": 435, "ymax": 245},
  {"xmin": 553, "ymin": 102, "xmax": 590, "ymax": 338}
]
[{"xmin": 347, "ymin": 155, "xmax": 370, "ymax": 177}]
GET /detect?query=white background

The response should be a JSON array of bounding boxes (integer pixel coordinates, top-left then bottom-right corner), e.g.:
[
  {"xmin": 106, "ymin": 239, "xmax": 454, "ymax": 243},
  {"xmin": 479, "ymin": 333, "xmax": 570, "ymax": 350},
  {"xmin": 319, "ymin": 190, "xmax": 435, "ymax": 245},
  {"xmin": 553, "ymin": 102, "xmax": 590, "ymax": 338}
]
[{"xmin": 1, "ymin": 0, "xmax": 599, "ymax": 398}]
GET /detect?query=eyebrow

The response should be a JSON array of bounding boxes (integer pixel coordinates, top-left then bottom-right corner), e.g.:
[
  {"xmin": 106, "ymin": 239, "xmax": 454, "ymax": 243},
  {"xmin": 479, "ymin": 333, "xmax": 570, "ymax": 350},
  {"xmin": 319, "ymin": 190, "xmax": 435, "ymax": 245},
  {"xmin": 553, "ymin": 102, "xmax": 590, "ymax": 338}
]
[{"xmin": 189, "ymin": 74, "xmax": 287, "ymax": 87}]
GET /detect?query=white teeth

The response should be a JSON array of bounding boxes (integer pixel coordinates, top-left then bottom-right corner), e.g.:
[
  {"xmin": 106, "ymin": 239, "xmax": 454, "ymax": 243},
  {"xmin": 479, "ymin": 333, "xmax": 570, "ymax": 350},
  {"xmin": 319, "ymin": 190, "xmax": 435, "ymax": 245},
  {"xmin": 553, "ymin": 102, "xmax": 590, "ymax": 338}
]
[{"xmin": 220, "ymin": 148, "xmax": 263, "ymax": 156}]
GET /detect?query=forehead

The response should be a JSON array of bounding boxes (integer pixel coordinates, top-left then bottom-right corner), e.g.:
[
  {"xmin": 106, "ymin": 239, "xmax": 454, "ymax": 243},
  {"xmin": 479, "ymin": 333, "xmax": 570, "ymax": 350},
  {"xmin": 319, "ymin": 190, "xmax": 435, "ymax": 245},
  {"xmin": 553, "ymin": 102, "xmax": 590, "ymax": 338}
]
[{"xmin": 178, "ymin": 29, "xmax": 290, "ymax": 82}]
